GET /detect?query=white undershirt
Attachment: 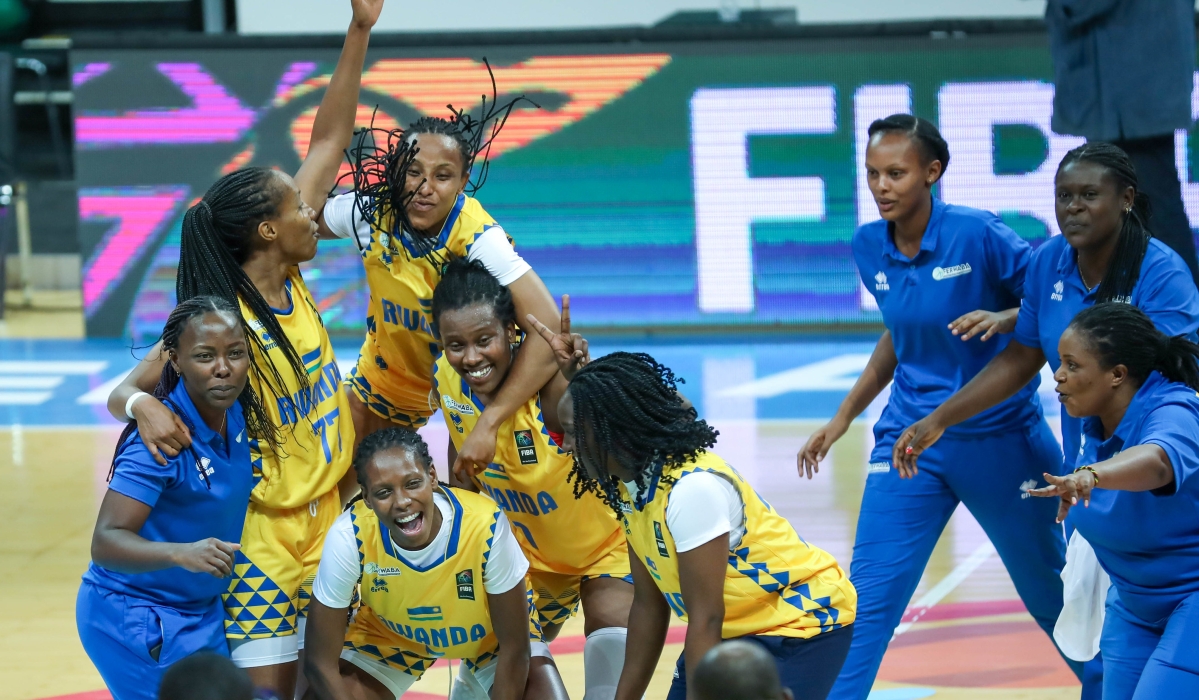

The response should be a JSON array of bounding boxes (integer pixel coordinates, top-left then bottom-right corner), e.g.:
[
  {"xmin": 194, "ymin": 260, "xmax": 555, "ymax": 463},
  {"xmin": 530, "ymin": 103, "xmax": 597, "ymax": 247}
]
[
  {"xmin": 313, "ymin": 492, "xmax": 529, "ymax": 608},
  {"xmin": 322, "ymin": 193, "xmax": 532, "ymax": 285},
  {"xmin": 624, "ymin": 472, "xmax": 746, "ymax": 553}
]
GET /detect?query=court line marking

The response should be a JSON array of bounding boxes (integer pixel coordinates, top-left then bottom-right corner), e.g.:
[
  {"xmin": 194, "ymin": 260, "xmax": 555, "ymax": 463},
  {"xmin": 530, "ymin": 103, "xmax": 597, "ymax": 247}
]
[
  {"xmin": 717, "ymin": 354, "xmax": 873, "ymax": 397},
  {"xmin": 892, "ymin": 540, "xmax": 996, "ymax": 638}
]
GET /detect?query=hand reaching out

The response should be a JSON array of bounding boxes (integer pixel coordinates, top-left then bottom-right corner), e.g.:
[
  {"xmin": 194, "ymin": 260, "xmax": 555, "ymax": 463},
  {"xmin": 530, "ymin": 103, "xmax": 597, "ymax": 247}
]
[
  {"xmin": 1029, "ymin": 470, "xmax": 1096, "ymax": 523},
  {"xmin": 350, "ymin": 0, "xmax": 384, "ymax": 29},
  {"xmin": 526, "ymin": 295, "xmax": 590, "ymax": 380},
  {"xmin": 948, "ymin": 308, "xmax": 1017, "ymax": 342}
]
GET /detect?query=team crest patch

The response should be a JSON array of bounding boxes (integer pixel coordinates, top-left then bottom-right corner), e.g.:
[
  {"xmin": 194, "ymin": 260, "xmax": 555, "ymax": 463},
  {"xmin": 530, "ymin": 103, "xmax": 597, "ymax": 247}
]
[
  {"xmin": 443, "ymin": 396, "xmax": 476, "ymax": 415},
  {"xmin": 514, "ymin": 429, "xmax": 538, "ymax": 465},
  {"xmin": 456, "ymin": 569, "xmax": 476, "ymax": 600},
  {"xmin": 364, "ymin": 562, "xmax": 403, "ymax": 577},
  {"xmin": 653, "ymin": 521, "xmax": 670, "ymax": 557}
]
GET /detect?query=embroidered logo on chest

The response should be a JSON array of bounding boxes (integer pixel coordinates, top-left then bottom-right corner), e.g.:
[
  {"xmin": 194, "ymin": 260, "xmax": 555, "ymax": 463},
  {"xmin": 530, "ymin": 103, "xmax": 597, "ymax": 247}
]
[
  {"xmin": 874, "ymin": 271, "xmax": 889, "ymax": 291},
  {"xmin": 514, "ymin": 429, "xmax": 538, "ymax": 465},
  {"xmin": 1051, "ymin": 280, "xmax": 1065, "ymax": 302},
  {"xmin": 932, "ymin": 263, "xmax": 972, "ymax": 281}
]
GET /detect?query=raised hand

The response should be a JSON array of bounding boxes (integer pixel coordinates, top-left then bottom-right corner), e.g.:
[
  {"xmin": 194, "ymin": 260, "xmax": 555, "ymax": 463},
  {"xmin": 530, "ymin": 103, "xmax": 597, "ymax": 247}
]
[
  {"xmin": 525, "ymin": 294, "xmax": 590, "ymax": 380},
  {"xmin": 174, "ymin": 538, "xmax": 240, "ymax": 578},
  {"xmin": 1029, "ymin": 470, "xmax": 1095, "ymax": 523},
  {"xmin": 350, "ymin": 0, "xmax": 384, "ymax": 29}
]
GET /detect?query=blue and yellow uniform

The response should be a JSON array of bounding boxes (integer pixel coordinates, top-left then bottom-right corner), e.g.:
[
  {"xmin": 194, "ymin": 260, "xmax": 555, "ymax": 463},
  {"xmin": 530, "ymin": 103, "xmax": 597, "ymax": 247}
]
[
  {"xmin": 223, "ymin": 269, "xmax": 355, "ymax": 655},
  {"xmin": 1071, "ymin": 372, "xmax": 1199, "ymax": 699},
  {"xmin": 1013, "ymin": 235, "xmax": 1199, "ymax": 469},
  {"xmin": 78, "ymin": 380, "xmax": 253, "ymax": 700},
  {"xmin": 835, "ymin": 199, "xmax": 1079, "ymax": 700},
  {"xmin": 346, "ymin": 194, "xmax": 508, "ymax": 428},
  {"xmin": 434, "ymin": 354, "xmax": 630, "ymax": 627}
]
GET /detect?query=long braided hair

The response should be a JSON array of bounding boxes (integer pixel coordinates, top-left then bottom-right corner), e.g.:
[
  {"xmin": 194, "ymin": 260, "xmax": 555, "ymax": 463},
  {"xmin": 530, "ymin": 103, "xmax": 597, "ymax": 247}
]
[
  {"xmin": 109, "ymin": 296, "xmax": 275, "ymax": 483},
  {"xmin": 1056, "ymin": 143, "xmax": 1152, "ymax": 304},
  {"xmin": 1069, "ymin": 303, "xmax": 1199, "ymax": 391},
  {"xmin": 177, "ymin": 167, "xmax": 307, "ymax": 444},
  {"xmin": 567, "ymin": 352, "xmax": 719, "ymax": 515}
]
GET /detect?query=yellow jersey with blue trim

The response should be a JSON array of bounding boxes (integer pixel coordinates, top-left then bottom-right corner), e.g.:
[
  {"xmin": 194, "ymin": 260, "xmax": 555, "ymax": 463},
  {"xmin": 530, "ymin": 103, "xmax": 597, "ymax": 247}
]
[
  {"xmin": 619, "ymin": 451, "xmax": 856, "ymax": 639},
  {"xmin": 356, "ymin": 194, "xmax": 509, "ymax": 415},
  {"xmin": 344, "ymin": 488, "xmax": 508, "ymax": 676},
  {"xmin": 434, "ymin": 354, "xmax": 626, "ymax": 575},
  {"xmin": 239, "ymin": 268, "xmax": 354, "ymax": 509}
]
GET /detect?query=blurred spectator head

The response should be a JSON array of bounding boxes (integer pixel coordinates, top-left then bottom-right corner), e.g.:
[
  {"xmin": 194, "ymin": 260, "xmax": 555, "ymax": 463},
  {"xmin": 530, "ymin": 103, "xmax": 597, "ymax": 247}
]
[
  {"xmin": 693, "ymin": 640, "xmax": 793, "ymax": 700},
  {"xmin": 158, "ymin": 652, "xmax": 253, "ymax": 700}
]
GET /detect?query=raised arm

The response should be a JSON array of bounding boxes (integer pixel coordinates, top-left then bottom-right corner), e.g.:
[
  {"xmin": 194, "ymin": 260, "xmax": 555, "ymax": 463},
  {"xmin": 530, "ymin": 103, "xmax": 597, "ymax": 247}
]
[
  {"xmin": 486, "ymin": 581, "xmax": 533, "ymax": 700},
  {"xmin": 92, "ymin": 490, "xmax": 239, "ymax": 577},
  {"xmin": 1030, "ymin": 444, "xmax": 1175, "ymax": 522},
  {"xmin": 797, "ymin": 330, "xmax": 898, "ymax": 479},
  {"xmin": 105, "ymin": 341, "xmax": 192, "ymax": 466},
  {"xmin": 295, "ymin": 0, "xmax": 383, "ymax": 216}
]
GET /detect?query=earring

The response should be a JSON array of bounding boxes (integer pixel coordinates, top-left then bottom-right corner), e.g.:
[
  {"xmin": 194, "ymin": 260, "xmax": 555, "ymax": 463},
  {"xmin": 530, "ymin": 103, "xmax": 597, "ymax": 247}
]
[{"xmin": 1124, "ymin": 206, "xmax": 1132, "ymax": 214}]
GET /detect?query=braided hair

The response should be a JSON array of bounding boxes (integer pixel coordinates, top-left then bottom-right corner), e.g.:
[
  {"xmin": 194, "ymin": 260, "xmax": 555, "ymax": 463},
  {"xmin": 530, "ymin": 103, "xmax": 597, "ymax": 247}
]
[
  {"xmin": 1069, "ymin": 303, "xmax": 1199, "ymax": 391},
  {"xmin": 430, "ymin": 258, "xmax": 516, "ymax": 337},
  {"xmin": 1056, "ymin": 143, "xmax": 1152, "ymax": 304},
  {"xmin": 867, "ymin": 114, "xmax": 951, "ymax": 182},
  {"xmin": 177, "ymin": 167, "xmax": 309, "ymax": 440},
  {"xmin": 567, "ymin": 352, "xmax": 719, "ymax": 515},
  {"xmin": 352, "ymin": 427, "xmax": 437, "ymax": 488},
  {"xmin": 109, "ymin": 296, "xmax": 275, "ymax": 482}
]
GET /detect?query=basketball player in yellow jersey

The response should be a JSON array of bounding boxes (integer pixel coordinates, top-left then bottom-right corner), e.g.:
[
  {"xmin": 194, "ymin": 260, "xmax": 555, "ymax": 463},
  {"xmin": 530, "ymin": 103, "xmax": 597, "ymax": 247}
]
[
  {"xmin": 318, "ymin": 112, "xmax": 562, "ymax": 479},
  {"xmin": 525, "ymin": 321, "xmax": 858, "ymax": 700},
  {"xmin": 429, "ymin": 259, "xmax": 634, "ymax": 700},
  {"xmin": 105, "ymin": 1, "xmax": 381, "ymax": 696},
  {"xmin": 304, "ymin": 428, "xmax": 569, "ymax": 699}
]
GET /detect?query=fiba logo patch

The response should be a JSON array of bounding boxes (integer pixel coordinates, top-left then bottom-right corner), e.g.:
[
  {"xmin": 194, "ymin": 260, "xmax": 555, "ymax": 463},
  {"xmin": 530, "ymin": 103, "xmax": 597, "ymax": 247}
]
[
  {"xmin": 456, "ymin": 569, "xmax": 476, "ymax": 600},
  {"xmin": 874, "ymin": 271, "xmax": 889, "ymax": 291},
  {"xmin": 1051, "ymin": 280, "xmax": 1065, "ymax": 301},
  {"xmin": 514, "ymin": 429, "xmax": 538, "ymax": 465},
  {"xmin": 653, "ymin": 521, "xmax": 670, "ymax": 557}
]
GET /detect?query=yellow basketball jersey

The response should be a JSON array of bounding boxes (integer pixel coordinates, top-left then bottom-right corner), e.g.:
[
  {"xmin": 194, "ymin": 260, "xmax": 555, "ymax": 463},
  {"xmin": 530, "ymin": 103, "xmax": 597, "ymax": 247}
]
[
  {"xmin": 239, "ymin": 268, "xmax": 354, "ymax": 509},
  {"xmin": 343, "ymin": 488, "xmax": 507, "ymax": 676},
  {"xmin": 434, "ymin": 354, "xmax": 626, "ymax": 576},
  {"xmin": 357, "ymin": 194, "xmax": 509, "ymax": 414},
  {"xmin": 620, "ymin": 451, "xmax": 856, "ymax": 639}
]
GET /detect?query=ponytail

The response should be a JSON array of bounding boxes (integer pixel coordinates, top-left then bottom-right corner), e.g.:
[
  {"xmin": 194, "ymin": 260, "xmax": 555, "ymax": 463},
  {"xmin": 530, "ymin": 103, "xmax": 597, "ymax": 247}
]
[{"xmin": 1069, "ymin": 303, "xmax": 1199, "ymax": 391}]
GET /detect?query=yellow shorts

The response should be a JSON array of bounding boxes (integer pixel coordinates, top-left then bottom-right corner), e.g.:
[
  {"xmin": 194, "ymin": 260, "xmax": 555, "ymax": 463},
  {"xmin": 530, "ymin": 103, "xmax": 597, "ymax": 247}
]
[
  {"xmin": 528, "ymin": 541, "xmax": 632, "ymax": 629},
  {"xmin": 223, "ymin": 488, "xmax": 341, "ymax": 640},
  {"xmin": 344, "ymin": 362, "xmax": 433, "ymax": 429}
]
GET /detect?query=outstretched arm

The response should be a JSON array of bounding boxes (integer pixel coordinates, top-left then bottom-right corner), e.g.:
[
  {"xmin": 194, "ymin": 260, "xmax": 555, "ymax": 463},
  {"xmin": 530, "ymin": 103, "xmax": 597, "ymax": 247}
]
[
  {"xmin": 1030, "ymin": 444, "xmax": 1175, "ymax": 522},
  {"xmin": 295, "ymin": 0, "xmax": 383, "ymax": 215}
]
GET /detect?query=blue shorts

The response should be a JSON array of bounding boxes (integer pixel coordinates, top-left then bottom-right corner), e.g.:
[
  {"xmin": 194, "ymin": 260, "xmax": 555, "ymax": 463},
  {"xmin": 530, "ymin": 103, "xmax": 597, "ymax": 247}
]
[{"xmin": 77, "ymin": 581, "xmax": 229, "ymax": 700}]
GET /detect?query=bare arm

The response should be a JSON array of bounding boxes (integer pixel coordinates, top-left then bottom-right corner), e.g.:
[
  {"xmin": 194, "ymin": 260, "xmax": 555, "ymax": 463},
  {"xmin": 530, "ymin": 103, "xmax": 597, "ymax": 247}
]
[
  {"xmin": 487, "ymin": 581, "xmax": 533, "ymax": 700},
  {"xmin": 797, "ymin": 330, "xmax": 897, "ymax": 478},
  {"xmin": 948, "ymin": 307, "xmax": 1019, "ymax": 342},
  {"xmin": 893, "ymin": 339, "xmax": 1045, "ymax": 477},
  {"xmin": 452, "ymin": 271, "xmax": 561, "ymax": 479},
  {"xmin": 613, "ymin": 545, "xmax": 671, "ymax": 700},
  {"xmin": 1031, "ymin": 444, "xmax": 1175, "ymax": 522},
  {"xmin": 676, "ymin": 536, "xmax": 728, "ymax": 699},
  {"xmin": 91, "ymin": 489, "xmax": 238, "ymax": 576},
  {"xmin": 296, "ymin": 0, "xmax": 382, "ymax": 219},
  {"xmin": 105, "ymin": 341, "xmax": 192, "ymax": 466},
  {"xmin": 303, "ymin": 599, "xmax": 354, "ymax": 700}
]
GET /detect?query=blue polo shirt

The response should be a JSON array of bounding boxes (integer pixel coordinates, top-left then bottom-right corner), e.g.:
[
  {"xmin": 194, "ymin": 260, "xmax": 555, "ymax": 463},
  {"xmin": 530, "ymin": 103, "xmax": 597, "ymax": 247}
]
[
  {"xmin": 1013, "ymin": 236, "xmax": 1199, "ymax": 469},
  {"xmin": 855, "ymin": 197, "xmax": 1041, "ymax": 449},
  {"xmin": 83, "ymin": 380, "xmax": 253, "ymax": 610},
  {"xmin": 1069, "ymin": 372, "xmax": 1199, "ymax": 622}
]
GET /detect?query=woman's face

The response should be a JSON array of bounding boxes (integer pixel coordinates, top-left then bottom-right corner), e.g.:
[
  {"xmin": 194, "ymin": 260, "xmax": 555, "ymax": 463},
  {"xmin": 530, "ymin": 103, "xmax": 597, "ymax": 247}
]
[
  {"xmin": 864, "ymin": 132, "xmax": 941, "ymax": 224},
  {"xmin": 558, "ymin": 389, "xmax": 637, "ymax": 483},
  {"xmin": 403, "ymin": 133, "xmax": 469, "ymax": 235},
  {"xmin": 1053, "ymin": 326, "xmax": 1127, "ymax": 418},
  {"xmin": 260, "ymin": 172, "xmax": 319, "ymax": 264},
  {"xmin": 438, "ymin": 303, "xmax": 515, "ymax": 400},
  {"xmin": 170, "ymin": 310, "xmax": 250, "ymax": 415},
  {"xmin": 360, "ymin": 447, "xmax": 441, "ymax": 550},
  {"xmin": 1054, "ymin": 161, "xmax": 1135, "ymax": 252}
]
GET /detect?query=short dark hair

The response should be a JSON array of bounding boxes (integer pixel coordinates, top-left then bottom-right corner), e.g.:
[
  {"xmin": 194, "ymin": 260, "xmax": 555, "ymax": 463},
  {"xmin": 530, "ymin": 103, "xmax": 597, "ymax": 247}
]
[
  {"xmin": 693, "ymin": 640, "xmax": 789, "ymax": 700},
  {"xmin": 158, "ymin": 652, "xmax": 253, "ymax": 700},
  {"xmin": 431, "ymin": 257, "xmax": 516, "ymax": 337},
  {"xmin": 353, "ymin": 427, "xmax": 436, "ymax": 488},
  {"xmin": 867, "ymin": 113, "xmax": 951, "ymax": 180}
]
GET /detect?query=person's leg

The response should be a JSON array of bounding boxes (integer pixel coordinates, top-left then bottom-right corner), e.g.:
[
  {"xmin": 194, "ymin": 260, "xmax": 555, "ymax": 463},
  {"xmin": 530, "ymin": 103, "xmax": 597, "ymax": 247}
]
[
  {"xmin": 1101, "ymin": 590, "xmax": 1161, "ymax": 700},
  {"xmin": 1113, "ymin": 134, "xmax": 1199, "ymax": 284},
  {"xmin": 579, "ymin": 575, "xmax": 635, "ymax": 700},
  {"xmin": 523, "ymin": 644, "xmax": 571, "ymax": 700},
  {"xmin": 664, "ymin": 652, "xmax": 687, "ymax": 700},
  {"xmin": 746, "ymin": 626, "xmax": 855, "ymax": 700},
  {"xmin": 943, "ymin": 423, "xmax": 1082, "ymax": 679},
  {"xmin": 1131, "ymin": 591, "xmax": 1199, "ymax": 699},
  {"xmin": 327, "ymin": 651, "xmax": 415, "ymax": 700},
  {"xmin": 826, "ymin": 445, "xmax": 959, "ymax": 700},
  {"xmin": 76, "ymin": 583, "xmax": 163, "ymax": 700}
]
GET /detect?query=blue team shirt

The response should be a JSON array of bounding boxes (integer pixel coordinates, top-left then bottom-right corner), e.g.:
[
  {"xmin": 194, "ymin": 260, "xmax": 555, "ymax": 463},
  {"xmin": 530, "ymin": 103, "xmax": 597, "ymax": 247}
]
[
  {"xmin": 1013, "ymin": 235, "xmax": 1199, "ymax": 469},
  {"xmin": 1069, "ymin": 372, "xmax": 1199, "ymax": 622},
  {"xmin": 82, "ymin": 380, "xmax": 253, "ymax": 610},
  {"xmin": 855, "ymin": 197, "xmax": 1042, "ymax": 450}
]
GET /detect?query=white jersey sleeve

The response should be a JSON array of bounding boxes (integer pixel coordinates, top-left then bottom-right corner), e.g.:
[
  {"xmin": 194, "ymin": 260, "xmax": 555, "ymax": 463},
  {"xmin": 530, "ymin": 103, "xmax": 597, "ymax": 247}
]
[
  {"xmin": 312, "ymin": 511, "xmax": 362, "ymax": 609},
  {"xmin": 482, "ymin": 511, "xmax": 529, "ymax": 595},
  {"xmin": 665, "ymin": 471, "xmax": 746, "ymax": 553},
  {"xmin": 466, "ymin": 226, "xmax": 532, "ymax": 286},
  {"xmin": 321, "ymin": 192, "xmax": 372, "ymax": 248}
]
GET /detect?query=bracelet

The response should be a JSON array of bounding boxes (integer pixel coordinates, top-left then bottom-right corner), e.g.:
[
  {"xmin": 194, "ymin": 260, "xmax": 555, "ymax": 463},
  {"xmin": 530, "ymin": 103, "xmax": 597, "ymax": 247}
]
[
  {"xmin": 1073, "ymin": 465, "xmax": 1100, "ymax": 486},
  {"xmin": 125, "ymin": 391, "xmax": 150, "ymax": 421}
]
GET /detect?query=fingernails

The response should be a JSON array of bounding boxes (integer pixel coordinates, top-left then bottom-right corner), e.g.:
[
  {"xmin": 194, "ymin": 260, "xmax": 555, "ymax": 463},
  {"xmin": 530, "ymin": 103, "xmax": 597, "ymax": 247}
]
[{"xmin": 905, "ymin": 446, "xmax": 913, "ymax": 454}]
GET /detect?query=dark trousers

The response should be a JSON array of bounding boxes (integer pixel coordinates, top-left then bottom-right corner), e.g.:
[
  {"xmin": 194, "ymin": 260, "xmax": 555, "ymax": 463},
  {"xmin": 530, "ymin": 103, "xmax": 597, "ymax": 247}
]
[
  {"xmin": 666, "ymin": 625, "xmax": 854, "ymax": 700},
  {"xmin": 1111, "ymin": 134, "xmax": 1199, "ymax": 284}
]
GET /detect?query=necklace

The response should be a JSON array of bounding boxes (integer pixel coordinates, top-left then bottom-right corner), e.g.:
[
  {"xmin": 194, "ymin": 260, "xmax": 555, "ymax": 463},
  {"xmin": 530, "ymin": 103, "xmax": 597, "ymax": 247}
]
[{"xmin": 219, "ymin": 411, "xmax": 227, "ymax": 436}]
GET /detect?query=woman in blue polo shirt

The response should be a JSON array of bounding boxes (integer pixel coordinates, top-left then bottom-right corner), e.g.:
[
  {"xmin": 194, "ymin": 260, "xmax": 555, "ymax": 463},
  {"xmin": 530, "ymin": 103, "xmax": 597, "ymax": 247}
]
[
  {"xmin": 798, "ymin": 114, "xmax": 1078, "ymax": 700},
  {"xmin": 896, "ymin": 142, "xmax": 1199, "ymax": 474},
  {"xmin": 1031, "ymin": 303, "xmax": 1199, "ymax": 699},
  {"xmin": 77, "ymin": 296, "xmax": 266, "ymax": 700}
]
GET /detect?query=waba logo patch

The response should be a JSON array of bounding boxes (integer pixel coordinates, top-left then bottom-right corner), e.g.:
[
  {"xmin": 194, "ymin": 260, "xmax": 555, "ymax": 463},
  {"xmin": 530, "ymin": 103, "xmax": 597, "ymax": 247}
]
[
  {"xmin": 456, "ymin": 569, "xmax": 476, "ymax": 600},
  {"xmin": 514, "ymin": 430, "xmax": 538, "ymax": 465}
]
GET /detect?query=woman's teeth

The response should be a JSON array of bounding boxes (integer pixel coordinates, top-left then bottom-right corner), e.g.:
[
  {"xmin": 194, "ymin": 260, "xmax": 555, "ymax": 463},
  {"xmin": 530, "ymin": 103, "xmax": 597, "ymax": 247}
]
[
  {"xmin": 468, "ymin": 367, "xmax": 491, "ymax": 379},
  {"xmin": 396, "ymin": 512, "xmax": 423, "ymax": 534}
]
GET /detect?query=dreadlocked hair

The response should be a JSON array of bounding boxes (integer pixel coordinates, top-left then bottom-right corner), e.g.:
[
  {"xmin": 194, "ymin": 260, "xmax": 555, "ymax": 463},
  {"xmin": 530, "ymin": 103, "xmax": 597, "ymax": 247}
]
[
  {"xmin": 338, "ymin": 59, "xmax": 538, "ymax": 262},
  {"xmin": 352, "ymin": 427, "xmax": 437, "ymax": 488},
  {"xmin": 567, "ymin": 352, "xmax": 719, "ymax": 516},
  {"xmin": 1056, "ymin": 143, "xmax": 1152, "ymax": 304},
  {"xmin": 177, "ymin": 167, "xmax": 308, "ymax": 446},
  {"xmin": 109, "ymin": 296, "xmax": 275, "ymax": 482},
  {"xmin": 1069, "ymin": 303, "xmax": 1199, "ymax": 392},
  {"xmin": 867, "ymin": 114, "xmax": 951, "ymax": 182},
  {"xmin": 430, "ymin": 258, "xmax": 516, "ymax": 337}
]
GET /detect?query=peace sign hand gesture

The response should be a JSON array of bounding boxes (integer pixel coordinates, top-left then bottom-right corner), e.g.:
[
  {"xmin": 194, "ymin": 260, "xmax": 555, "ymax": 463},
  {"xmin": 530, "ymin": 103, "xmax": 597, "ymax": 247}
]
[{"xmin": 526, "ymin": 295, "xmax": 590, "ymax": 380}]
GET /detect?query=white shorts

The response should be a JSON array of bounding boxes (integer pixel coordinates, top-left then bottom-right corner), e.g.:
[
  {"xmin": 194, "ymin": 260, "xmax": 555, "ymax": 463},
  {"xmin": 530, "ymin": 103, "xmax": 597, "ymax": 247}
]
[
  {"xmin": 341, "ymin": 642, "xmax": 552, "ymax": 699},
  {"xmin": 229, "ymin": 615, "xmax": 306, "ymax": 667}
]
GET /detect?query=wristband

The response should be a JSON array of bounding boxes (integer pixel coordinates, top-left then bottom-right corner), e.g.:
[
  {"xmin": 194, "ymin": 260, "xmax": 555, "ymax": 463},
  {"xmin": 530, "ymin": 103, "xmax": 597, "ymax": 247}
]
[
  {"xmin": 125, "ymin": 391, "xmax": 150, "ymax": 421},
  {"xmin": 1073, "ymin": 465, "xmax": 1100, "ymax": 487}
]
